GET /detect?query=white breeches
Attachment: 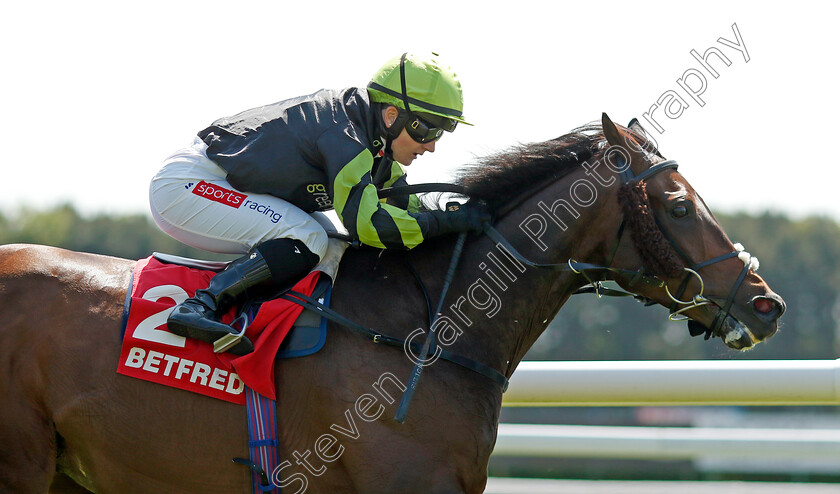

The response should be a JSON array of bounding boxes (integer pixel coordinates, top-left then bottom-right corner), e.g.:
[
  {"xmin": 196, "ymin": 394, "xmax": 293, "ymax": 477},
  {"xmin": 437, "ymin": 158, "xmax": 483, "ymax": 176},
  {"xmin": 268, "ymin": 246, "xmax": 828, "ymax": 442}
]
[{"xmin": 149, "ymin": 137, "xmax": 329, "ymax": 260}]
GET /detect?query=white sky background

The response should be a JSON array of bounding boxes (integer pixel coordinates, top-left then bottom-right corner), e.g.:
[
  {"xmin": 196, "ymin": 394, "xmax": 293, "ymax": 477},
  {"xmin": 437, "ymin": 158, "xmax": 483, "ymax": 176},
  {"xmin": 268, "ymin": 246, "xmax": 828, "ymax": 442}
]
[{"xmin": 1, "ymin": 1, "xmax": 837, "ymax": 222}]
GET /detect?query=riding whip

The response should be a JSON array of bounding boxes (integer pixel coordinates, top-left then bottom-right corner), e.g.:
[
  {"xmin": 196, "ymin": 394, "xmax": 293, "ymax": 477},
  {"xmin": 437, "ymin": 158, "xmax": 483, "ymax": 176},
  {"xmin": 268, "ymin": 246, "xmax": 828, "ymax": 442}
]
[{"xmin": 394, "ymin": 231, "xmax": 467, "ymax": 423}]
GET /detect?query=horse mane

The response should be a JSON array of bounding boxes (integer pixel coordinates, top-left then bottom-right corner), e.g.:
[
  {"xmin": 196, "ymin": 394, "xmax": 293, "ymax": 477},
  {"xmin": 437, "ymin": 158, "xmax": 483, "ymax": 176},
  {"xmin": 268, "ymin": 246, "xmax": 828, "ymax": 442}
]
[
  {"xmin": 450, "ymin": 122, "xmax": 683, "ymax": 278},
  {"xmin": 454, "ymin": 124, "xmax": 603, "ymax": 209}
]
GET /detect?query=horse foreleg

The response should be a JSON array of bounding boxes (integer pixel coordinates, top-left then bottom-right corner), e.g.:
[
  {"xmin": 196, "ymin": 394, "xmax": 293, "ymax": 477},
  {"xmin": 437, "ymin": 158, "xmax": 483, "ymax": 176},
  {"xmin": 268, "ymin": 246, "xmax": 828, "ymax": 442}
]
[{"xmin": 0, "ymin": 399, "xmax": 58, "ymax": 493}]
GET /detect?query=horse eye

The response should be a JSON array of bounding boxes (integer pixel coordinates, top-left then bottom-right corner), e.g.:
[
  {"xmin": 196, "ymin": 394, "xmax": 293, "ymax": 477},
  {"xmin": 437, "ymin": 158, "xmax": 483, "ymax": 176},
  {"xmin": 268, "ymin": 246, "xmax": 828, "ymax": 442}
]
[{"xmin": 671, "ymin": 203, "xmax": 690, "ymax": 218}]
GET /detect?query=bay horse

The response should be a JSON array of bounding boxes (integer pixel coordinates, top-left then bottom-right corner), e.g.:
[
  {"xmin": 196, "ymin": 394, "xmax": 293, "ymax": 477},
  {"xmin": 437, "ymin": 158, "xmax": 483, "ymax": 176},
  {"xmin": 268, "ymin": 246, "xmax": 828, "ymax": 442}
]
[{"xmin": 0, "ymin": 114, "xmax": 784, "ymax": 493}]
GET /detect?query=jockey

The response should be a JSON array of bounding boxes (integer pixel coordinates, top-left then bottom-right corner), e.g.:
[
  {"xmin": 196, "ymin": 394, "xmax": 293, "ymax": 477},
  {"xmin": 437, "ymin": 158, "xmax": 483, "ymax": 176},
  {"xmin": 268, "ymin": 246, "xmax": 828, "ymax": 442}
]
[{"xmin": 149, "ymin": 52, "xmax": 489, "ymax": 355}]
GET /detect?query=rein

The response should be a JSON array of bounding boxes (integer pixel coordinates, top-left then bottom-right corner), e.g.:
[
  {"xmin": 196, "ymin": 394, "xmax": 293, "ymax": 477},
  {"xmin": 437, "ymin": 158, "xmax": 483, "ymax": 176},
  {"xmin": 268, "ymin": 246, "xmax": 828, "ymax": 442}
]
[
  {"xmin": 377, "ymin": 182, "xmax": 466, "ymax": 199},
  {"xmin": 300, "ymin": 157, "xmax": 757, "ymax": 421},
  {"xmin": 280, "ymin": 288, "xmax": 509, "ymax": 388},
  {"xmin": 482, "ymin": 225, "xmax": 665, "ymax": 295}
]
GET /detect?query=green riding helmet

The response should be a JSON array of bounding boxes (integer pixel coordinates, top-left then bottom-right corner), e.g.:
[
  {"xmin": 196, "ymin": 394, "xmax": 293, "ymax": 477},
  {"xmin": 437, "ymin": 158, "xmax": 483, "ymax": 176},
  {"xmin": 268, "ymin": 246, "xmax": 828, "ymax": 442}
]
[{"xmin": 367, "ymin": 52, "xmax": 472, "ymax": 128}]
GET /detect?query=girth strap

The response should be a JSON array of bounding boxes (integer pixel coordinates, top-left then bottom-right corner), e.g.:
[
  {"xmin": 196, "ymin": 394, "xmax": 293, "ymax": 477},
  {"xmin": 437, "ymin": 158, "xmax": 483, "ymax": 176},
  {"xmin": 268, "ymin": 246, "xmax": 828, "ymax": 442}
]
[{"xmin": 233, "ymin": 387, "xmax": 282, "ymax": 493}]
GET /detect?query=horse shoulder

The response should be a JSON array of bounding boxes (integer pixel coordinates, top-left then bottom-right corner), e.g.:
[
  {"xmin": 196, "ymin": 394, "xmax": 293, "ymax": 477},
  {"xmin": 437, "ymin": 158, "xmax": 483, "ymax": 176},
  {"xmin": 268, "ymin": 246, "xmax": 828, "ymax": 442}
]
[
  {"xmin": 0, "ymin": 243, "xmax": 134, "ymax": 383},
  {"xmin": 0, "ymin": 244, "xmax": 134, "ymax": 389}
]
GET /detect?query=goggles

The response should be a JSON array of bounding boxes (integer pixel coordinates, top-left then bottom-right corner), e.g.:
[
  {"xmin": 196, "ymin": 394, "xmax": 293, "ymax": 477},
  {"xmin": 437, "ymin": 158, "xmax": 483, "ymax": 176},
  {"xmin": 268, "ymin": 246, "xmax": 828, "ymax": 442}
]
[{"xmin": 404, "ymin": 113, "xmax": 458, "ymax": 144}]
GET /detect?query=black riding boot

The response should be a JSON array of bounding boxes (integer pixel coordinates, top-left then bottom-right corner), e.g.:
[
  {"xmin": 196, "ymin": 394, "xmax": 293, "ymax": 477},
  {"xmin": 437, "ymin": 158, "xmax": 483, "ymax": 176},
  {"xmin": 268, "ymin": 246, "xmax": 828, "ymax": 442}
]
[{"xmin": 166, "ymin": 238, "xmax": 320, "ymax": 355}]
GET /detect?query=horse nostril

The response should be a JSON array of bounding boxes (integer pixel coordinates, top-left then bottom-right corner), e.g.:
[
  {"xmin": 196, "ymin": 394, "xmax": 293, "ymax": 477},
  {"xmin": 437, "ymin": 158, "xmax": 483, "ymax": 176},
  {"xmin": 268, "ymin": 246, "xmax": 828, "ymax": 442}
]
[
  {"xmin": 752, "ymin": 295, "xmax": 785, "ymax": 320},
  {"xmin": 754, "ymin": 298, "xmax": 774, "ymax": 314}
]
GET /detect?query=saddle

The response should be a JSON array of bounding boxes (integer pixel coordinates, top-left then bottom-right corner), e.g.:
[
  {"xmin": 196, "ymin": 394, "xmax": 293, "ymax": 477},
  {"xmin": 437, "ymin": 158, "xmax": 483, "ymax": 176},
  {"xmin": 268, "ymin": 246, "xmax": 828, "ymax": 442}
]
[{"xmin": 150, "ymin": 251, "xmax": 331, "ymax": 359}]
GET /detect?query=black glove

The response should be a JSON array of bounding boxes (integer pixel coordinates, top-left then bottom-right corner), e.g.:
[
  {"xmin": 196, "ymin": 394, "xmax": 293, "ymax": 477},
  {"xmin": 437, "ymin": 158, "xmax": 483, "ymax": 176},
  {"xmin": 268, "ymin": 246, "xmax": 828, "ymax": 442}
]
[{"xmin": 426, "ymin": 201, "xmax": 492, "ymax": 237}]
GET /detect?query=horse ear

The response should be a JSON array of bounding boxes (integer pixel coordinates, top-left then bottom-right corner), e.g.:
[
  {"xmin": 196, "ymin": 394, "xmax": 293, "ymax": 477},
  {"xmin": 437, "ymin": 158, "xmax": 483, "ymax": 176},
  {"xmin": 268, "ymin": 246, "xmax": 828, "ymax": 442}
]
[
  {"xmin": 601, "ymin": 112, "xmax": 622, "ymax": 147},
  {"xmin": 628, "ymin": 118, "xmax": 663, "ymax": 158},
  {"xmin": 603, "ymin": 113, "xmax": 649, "ymax": 174},
  {"xmin": 628, "ymin": 118, "xmax": 645, "ymax": 134}
]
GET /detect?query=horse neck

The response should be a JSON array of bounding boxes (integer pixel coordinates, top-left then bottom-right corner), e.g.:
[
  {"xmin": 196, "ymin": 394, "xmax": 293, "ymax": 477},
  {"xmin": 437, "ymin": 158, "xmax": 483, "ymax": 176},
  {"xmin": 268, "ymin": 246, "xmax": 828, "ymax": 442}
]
[{"xmin": 414, "ymin": 168, "xmax": 623, "ymax": 377}]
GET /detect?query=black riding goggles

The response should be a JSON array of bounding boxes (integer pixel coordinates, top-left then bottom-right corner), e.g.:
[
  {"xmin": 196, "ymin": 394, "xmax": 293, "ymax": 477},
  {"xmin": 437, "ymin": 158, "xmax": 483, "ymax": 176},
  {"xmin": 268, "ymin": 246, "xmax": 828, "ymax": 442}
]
[{"xmin": 404, "ymin": 112, "xmax": 457, "ymax": 143}]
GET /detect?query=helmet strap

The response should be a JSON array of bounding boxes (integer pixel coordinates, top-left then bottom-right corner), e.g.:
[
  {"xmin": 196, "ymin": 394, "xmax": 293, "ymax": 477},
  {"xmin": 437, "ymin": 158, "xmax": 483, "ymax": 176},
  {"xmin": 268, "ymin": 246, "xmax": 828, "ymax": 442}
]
[
  {"xmin": 398, "ymin": 52, "xmax": 412, "ymax": 115},
  {"xmin": 384, "ymin": 134, "xmax": 394, "ymax": 158},
  {"xmin": 385, "ymin": 52, "xmax": 411, "ymax": 142},
  {"xmin": 384, "ymin": 53, "xmax": 413, "ymax": 141},
  {"xmin": 375, "ymin": 53, "xmax": 414, "ymax": 164},
  {"xmin": 375, "ymin": 105, "xmax": 397, "ymax": 163},
  {"xmin": 378, "ymin": 136, "xmax": 395, "ymax": 178},
  {"xmin": 385, "ymin": 109, "xmax": 409, "ymax": 139}
]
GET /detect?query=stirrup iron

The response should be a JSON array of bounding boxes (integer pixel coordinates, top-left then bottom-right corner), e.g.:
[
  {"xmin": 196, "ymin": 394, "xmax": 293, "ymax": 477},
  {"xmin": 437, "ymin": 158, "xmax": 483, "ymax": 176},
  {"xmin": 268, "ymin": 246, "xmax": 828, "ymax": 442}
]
[{"xmin": 213, "ymin": 313, "xmax": 250, "ymax": 353}]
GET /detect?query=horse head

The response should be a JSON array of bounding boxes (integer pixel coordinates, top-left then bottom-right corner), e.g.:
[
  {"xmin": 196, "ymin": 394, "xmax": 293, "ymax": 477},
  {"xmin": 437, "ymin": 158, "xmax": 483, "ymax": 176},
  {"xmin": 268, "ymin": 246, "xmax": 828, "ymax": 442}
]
[
  {"xmin": 459, "ymin": 113, "xmax": 784, "ymax": 354},
  {"xmin": 600, "ymin": 113, "xmax": 785, "ymax": 349}
]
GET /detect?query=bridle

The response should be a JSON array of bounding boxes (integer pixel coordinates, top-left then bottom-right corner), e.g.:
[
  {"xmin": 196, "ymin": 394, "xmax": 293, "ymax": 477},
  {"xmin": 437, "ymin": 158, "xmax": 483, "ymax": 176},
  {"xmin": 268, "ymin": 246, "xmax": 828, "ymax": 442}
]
[
  {"xmin": 617, "ymin": 159, "xmax": 760, "ymax": 340},
  {"xmin": 485, "ymin": 158, "xmax": 760, "ymax": 341}
]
